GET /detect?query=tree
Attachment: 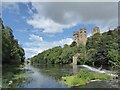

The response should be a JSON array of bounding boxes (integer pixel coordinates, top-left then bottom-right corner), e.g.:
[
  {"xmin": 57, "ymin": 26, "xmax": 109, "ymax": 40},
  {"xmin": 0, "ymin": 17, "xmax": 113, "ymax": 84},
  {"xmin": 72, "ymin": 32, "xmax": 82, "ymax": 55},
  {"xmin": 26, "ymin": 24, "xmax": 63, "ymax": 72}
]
[
  {"xmin": 31, "ymin": 26, "xmax": 119, "ymax": 69},
  {"xmin": 1, "ymin": 18, "xmax": 25, "ymax": 64},
  {"xmin": 107, "ymin": 49, "xmax": 120, "ymax": 67}
]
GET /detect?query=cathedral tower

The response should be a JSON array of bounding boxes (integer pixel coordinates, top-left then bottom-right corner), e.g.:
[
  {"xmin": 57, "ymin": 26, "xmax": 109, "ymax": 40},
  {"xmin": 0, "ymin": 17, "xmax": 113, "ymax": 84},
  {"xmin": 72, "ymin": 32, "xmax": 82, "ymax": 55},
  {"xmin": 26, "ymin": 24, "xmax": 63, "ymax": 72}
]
[
  {"xmin": 79, "ymin": 28, "xmax": 87, "ymax": 45},
  {"xmin": 73, "ymin": 28, "xmax": 87, "ymax": 46},
  {"xmin": 73, "ymin": 31, "xmax": 79, "ymax": 46},
  {"xmin": 92, "ymin": 26, "xmax": 100, "ymax": 35}
]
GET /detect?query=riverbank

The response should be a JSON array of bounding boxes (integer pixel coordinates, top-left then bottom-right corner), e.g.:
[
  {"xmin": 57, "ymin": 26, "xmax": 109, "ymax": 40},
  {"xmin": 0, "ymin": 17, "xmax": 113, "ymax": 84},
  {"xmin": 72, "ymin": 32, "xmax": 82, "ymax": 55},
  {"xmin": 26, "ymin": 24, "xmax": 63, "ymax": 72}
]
[
  {"xmin": 2, "ymin": 64, "xmax": 119, "ymax": 88},
  {"xmin": 62, "ymin": 67, "xmax": 115, "ymax": 87},
  {"xmin": 2, "ymin": 64, "xmax": 30, "ymax": 88}
]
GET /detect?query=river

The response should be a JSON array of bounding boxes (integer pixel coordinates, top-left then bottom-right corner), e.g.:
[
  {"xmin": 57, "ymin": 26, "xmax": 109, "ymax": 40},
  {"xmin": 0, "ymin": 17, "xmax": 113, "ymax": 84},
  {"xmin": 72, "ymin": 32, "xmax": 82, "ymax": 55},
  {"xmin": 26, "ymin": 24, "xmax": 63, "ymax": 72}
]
[{"xmin": 20, "ymin": 64, "xmax": 119, "ymax": 88}]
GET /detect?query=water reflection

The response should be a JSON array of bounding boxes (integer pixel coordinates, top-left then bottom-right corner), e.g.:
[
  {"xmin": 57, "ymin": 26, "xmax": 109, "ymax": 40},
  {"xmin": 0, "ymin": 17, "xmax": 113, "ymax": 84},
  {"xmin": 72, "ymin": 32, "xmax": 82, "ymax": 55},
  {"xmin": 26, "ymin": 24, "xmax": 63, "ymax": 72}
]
[
  {"xmin": 21, "ymin": 64, "xmax": 119, "ymax": 88},
  {"xmin": 73, "ymin": 65, "xmax": 78, "ymax": 75},
  {"xmin": 22, "ymin": 64, "xmax": 70, "ymax": 88}
]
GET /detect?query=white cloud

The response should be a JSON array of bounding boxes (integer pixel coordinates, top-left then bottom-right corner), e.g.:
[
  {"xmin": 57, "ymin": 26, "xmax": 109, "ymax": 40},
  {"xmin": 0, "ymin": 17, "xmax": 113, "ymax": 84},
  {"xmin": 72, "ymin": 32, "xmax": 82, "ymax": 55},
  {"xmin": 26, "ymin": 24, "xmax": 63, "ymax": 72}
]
[
  {"xmin": 25, "ymin": 2, "xmax": 118, "ymax": 34},
  {"xmin": 31, "ymin": 2, "xmax": 118, "ymax": 24},
  {"xmin": 26, "ymin": 15, "xmax": 75, "ymax": 33},
  {"xmin": 29, "ymin": 34, "xmax": 43, "ymax": 42},
  {"xmin": 24, "ymin": 47, "xmax": 44, "ymax": 58},
  {"xmin": 59, "ymin": 38, "xmax": 73, "ymax": 46},
  {"xmin": 24, "ymin": 34, "xmax": 73, "ymax": 58}
]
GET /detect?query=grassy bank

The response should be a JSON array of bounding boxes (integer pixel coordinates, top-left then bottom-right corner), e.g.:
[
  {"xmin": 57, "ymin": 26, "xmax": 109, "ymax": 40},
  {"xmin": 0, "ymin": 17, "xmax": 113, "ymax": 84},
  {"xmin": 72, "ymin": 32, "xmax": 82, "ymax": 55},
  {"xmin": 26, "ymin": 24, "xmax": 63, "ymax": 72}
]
[
  {"xmin": 62, "ymin": 68, "xmax": 112, "ymax": 86},
  {"xmin": 2, "ymin": 64, "xmax": 30, "ymax": 88}
]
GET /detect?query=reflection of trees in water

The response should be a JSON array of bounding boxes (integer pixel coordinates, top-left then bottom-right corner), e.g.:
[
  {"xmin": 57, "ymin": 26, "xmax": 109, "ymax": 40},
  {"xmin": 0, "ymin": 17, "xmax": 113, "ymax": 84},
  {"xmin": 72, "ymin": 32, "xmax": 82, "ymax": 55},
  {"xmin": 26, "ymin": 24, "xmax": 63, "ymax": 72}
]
[{"xmin": 33, "ymin": 64, "xmax": 75, "ymax": 80}]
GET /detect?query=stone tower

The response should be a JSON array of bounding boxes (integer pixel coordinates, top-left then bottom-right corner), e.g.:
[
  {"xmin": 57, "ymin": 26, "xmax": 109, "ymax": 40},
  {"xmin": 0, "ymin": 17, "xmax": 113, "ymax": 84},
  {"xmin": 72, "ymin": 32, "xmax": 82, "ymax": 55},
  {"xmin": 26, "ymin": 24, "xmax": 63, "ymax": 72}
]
[
  {"xmin": 92, "ymin": 26, "xmax": 100, "ymax": 35},
  {"xmin": 73, "ymin": 28, "xmax": 87, "ymax": 46},
  {"xmin": 73, "ymin": 31, "xmax": 79, "ymax": 46},
  {"xmin": 79, "ymin": 28, "xmax": 87, "ymax": 45}
]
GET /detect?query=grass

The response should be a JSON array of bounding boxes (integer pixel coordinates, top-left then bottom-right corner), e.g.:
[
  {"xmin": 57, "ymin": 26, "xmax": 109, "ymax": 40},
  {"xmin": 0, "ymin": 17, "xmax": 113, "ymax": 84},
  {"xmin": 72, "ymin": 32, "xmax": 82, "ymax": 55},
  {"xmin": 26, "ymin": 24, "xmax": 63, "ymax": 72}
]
[
  {"xmin": 13, "ymin": 74, "xmax": 30, "ymax": 80},
  {"xmin": 2, "ymin": 64, "xmax": 30, "ymax": 88},
  {"xmin": 62, "ymin": 68, "xmax": 112, "ymax": 86}
]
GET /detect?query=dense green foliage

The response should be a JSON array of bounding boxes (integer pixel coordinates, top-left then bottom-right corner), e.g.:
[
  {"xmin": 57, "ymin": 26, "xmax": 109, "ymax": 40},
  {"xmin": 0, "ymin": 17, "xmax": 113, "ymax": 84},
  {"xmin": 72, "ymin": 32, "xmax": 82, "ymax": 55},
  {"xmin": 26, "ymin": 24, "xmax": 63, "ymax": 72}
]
[
  {"xmin": 62, "ymin": 68, "xmax": 112, "ymax": 86},
  {"xmin": 31, "ymin": 44, "xmax": 78, "ymax": 64},
  {"xmin": 31, "ymin": 27, "xmax": 120, "ymax": 68},
  {"xmin": 1, "ymin": 18, "xmax": 26, "ymax": 88},
  {"xmin": 1, "ymin": 18, "xmax": 25, "ymax": 64},
  {"xmin": 86, "ymin": 28, "xmax": 120, "ymax": 68}
]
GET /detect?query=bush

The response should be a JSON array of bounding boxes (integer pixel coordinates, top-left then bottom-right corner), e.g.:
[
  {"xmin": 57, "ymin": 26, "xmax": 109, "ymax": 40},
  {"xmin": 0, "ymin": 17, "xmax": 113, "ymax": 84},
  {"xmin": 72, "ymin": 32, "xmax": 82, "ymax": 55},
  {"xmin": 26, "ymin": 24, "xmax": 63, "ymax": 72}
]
[{"xmin": 62, "ymin": 68, "xmax": 112, "ymax": 86}]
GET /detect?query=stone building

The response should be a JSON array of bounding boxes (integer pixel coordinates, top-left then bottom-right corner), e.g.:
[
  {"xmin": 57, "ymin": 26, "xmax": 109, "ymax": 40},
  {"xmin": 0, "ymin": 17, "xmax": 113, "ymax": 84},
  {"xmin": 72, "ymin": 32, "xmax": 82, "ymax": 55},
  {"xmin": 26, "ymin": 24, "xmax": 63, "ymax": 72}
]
[
  {"xmin": 79, "ymin": 28, "xmax": 87, "ymax": 45},
  {"xmin": 73, "ymin": 28, "xmax": 87, "ymax": 46},
  {"xmin": 73, "ymin": 26, "xmax": 100, "ymax": 46},
  {"xmin": 72, "ymin": 26, "xmax": 100, "ymax": 64},
  {"xmin": 73, "ymin": 31, "xmax": 79, "ymax": 46},
  {"xmin": 72, "ymin": 53, "xmax": 80, "ymax": 65},
  {"xmin": 92, "ymin": 26, "xmax": 100, "ymax": 35}
]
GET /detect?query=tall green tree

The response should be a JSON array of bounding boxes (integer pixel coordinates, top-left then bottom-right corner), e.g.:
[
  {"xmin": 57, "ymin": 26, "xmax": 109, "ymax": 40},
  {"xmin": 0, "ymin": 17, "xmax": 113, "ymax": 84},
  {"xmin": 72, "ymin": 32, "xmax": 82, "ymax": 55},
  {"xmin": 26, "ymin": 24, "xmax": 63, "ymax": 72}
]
[{"xmin": 1, "ymin": 18, "xmax": 25, "ymax": 64}]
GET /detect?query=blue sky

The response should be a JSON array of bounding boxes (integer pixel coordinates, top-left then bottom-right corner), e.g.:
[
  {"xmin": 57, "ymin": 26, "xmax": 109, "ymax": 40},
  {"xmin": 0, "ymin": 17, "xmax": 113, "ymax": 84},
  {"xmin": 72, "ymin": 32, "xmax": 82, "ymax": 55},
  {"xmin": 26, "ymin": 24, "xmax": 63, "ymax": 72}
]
[{"xmin": 1, "ymin": 2, "xmax": 118, "ymax": 58}]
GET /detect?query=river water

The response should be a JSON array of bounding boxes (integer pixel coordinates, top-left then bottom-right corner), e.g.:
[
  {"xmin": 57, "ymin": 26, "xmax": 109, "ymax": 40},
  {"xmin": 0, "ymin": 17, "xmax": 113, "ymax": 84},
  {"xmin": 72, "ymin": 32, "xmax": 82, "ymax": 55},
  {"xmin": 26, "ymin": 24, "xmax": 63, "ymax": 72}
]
[{"xmin": 21, "ymin": 64, "xmax": 119, "ymax": 88}]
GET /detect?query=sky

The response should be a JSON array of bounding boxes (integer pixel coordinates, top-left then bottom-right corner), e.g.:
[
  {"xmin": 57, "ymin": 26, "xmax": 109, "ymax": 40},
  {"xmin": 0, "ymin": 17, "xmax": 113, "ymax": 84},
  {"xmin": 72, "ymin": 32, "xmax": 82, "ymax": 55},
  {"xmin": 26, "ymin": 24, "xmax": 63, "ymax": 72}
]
[{"xmin": 1, "ymin": 1, "xmax": 118, "ymax": 58}]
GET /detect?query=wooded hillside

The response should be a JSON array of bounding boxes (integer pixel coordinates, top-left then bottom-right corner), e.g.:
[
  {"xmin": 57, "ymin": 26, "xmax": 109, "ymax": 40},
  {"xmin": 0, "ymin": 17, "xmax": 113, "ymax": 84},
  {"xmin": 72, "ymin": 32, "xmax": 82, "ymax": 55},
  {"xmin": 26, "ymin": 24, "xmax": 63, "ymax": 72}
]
[{"xmin": 31, "ymin": 26, "xmax": 120, "ymax": 68}]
